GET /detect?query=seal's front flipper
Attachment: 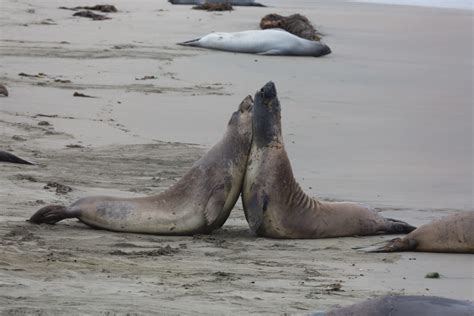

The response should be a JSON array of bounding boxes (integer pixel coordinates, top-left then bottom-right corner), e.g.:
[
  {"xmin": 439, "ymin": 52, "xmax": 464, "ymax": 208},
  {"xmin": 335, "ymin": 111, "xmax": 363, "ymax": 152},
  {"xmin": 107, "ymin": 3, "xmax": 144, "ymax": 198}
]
[
  {"xmin": 29, "ymin": 205, "xmax": 73, "ymax": 224},
  {"xmin": 177, "ymin": 38, "xmax": 202, "ymax": 47},
  {"xmin": 355, "ymin": 237, "xmax": 418, "ymax": 252},
  {"xmin": 200, "ymin": 194, "xmax": 228, "ymax": 234}
]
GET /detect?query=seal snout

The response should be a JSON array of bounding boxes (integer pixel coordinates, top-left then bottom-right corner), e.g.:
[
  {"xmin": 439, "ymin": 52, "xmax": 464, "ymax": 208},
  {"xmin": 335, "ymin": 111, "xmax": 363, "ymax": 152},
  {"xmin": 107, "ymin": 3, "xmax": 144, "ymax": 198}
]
[
  {"xmin": 260, "ymin": 81, "xmax": 277, "ymax": 99},
  {"xmin": 239, "ymin": 95, "xmax": 254, "ymax": 112},
  {"xmin": 319, "ymin": 44, "xmax": 331, "ymax": 57}
]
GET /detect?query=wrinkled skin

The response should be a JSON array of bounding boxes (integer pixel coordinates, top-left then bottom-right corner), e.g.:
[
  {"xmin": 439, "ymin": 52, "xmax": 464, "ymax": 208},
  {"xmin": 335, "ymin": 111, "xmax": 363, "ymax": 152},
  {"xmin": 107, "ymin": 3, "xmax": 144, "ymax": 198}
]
[
  {"xmin": 30, "ymin": 96, "xmax": 253, "ymax": 235},
  {"xmin": 242, "ymin": 82, "xmax": 415, "ymax": 238}
]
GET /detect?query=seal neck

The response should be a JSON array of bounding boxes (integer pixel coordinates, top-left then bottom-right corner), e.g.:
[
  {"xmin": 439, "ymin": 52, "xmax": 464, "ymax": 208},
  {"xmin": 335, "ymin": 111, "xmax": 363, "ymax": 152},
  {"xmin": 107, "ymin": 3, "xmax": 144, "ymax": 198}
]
[{"xmin": 253, "ymin": 83, "xmax": 282, "ymax": 148}]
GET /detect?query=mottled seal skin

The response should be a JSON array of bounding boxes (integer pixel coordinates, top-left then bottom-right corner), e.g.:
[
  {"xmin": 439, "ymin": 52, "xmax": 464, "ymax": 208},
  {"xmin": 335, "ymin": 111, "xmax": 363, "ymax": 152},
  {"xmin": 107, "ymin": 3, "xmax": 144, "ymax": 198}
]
[
  {"xmin": 260, "ymin": 13, "xmax": 321, "ymax": 41},
  {"xmin": 30, "ymin": 96, "xmax": 253, "ymax": 235},
  {"xmin": 0, "ymin": 150, "xmax": 34, "ymax": 165},
  {"xmin": 178, "ymin": 29, "xmax": 331, "ymax": 57},
  {"xmin": 169, "ymin": 0, "xmax": 266, "ymax": 7},
  {"xmin": 363, "ymin": 212, "xmax": 474, "ymax": 253},
  {"xmin": 311, "ymin": 295, "xmax": 474, "ymax": 316},
  {"xmin": 242, "ymin": 82, "xmax": 415, "ymax": 239}
]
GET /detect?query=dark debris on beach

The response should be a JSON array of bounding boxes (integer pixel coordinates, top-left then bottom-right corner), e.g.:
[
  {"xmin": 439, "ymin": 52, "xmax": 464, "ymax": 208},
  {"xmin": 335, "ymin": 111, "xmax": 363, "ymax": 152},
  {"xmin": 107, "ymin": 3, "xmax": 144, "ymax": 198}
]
[
  {"xmin": 60, "ymin": 4, "xmax": 117, "ymax": 13},
  {"xmin": 73, "ymin": 10, "xmax": 111, "ymax": 20}
]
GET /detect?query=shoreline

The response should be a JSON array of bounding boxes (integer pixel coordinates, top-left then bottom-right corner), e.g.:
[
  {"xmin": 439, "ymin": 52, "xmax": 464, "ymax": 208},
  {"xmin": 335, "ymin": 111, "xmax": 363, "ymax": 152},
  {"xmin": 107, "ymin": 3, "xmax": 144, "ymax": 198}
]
[{"xmin": 352, "ymin": 0, "xmax": 473, "ymax": 11}]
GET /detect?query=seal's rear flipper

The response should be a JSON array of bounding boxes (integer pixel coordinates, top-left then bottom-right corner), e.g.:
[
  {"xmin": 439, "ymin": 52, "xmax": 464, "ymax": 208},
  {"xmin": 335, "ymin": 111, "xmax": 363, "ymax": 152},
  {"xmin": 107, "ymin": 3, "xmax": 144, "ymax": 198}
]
[
  {"xmin": 29, "ymin": 205, "xmax": 72, "ymax": 224},
  {"xmin": 177, "ymin": 38, "xmax": 202, "ymax": 47},
  {"xmin": 355, "ymin": 237, "xmax": 418, "ymax": 252},
  {"xmin": 386, "ymin": 218, "xmax": 416, "ymax": 234},
  {"xmin": 0, "ymin": 151, "xmax": 35, "ymax": 165}
]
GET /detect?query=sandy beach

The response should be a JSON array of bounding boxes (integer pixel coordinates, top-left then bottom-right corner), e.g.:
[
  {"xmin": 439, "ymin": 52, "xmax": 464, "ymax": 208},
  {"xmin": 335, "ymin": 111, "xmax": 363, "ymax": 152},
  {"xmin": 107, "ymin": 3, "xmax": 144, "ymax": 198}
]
[{"xmin": 0, "ymin": 0, "xmax": 473, "ymax": 314}]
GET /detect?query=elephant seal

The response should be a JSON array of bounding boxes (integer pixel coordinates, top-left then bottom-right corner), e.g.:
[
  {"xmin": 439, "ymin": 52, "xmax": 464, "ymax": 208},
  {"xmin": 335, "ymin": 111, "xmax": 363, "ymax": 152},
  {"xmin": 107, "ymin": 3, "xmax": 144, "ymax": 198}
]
[
  {"xmin": 260, "ymin": 13, "xmax": 321, "ymax": 41},
  {"xmin": 241, "ymin": 82, "xmax": 415, "ymax": 238},
  {"xmin": 361, "ymin": 212, "xmax": 474, "ymax": 253},
  {"xmin": 30, "ymin": 96, "xmax": 253, "ymax": 235},
  {"xmin": 169, "ymin": 0, "xmax": 266, "ymax": 7},
  {"xmin": 178, "ymin": 29, "xmax": 331, "ymax": 57},
  {"xmin": 0, "ymin": 150, "xmax": 34, "ymax": 165},
  {"xmin": 311, "ymin": 295, "xmax": 474, "ymax": 316}
]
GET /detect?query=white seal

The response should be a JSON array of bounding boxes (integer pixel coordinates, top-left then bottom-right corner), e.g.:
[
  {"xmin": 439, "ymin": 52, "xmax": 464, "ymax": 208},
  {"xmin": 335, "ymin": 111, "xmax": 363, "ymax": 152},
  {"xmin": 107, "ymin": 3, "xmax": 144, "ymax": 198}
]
[{"xmin": 178, "ymin": 29, "xmax": 331, "ymax": 57}]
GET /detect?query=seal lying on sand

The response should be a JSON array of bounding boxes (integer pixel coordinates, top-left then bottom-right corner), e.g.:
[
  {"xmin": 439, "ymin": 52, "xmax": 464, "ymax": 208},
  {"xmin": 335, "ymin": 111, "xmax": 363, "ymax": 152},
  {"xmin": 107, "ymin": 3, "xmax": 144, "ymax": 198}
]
[
  {"xmin": 30, "ymin": 96, "xmax": 253, "ymax": 235},
  {"xmin": 361, "ymin": 212, "xmax": 474, "ymax": 253},
  {"xmin": 178, "ymin": 29, "xmax": 331, "ymax": 57},
  {"xmin": 260, "ymin": 13, "xmax": 321, "ymax": 41},
  {"xmin": 169, "ymin": 0, "xmax": 266, "ymax": 7},
  {"xmin": 311, "ymin": 295, "xmax": 474, "ymax": 316},
  {"xmin": 242, "ymin": 82, "xmax": 415, "ymax": 238},
  {"xmin": 0, "ymin": 150, "xmax": 34, "ymax": 165}
]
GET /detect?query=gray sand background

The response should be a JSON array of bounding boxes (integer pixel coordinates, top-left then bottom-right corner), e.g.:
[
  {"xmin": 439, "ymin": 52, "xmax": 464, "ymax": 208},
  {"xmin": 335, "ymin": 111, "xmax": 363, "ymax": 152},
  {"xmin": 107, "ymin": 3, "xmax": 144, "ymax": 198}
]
[{"xmin": 1, "ymin": 0, "xmax": 473, "ymax": 314}]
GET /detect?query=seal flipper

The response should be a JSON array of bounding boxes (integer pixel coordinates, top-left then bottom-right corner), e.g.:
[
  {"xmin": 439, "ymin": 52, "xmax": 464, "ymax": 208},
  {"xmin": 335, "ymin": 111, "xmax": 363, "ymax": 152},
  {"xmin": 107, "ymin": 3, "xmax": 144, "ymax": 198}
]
[
  {"xmin": 177, "ymin": 38, "xmax": 202, "ymax": 47},
  {"xmin": 0, "ymin": 150, "xmax": 34, "ymax": 165},
  {"xmin": 29, "ymin": 205, "xmax": 74, "ymax": 224},
  {"xmin": 357, "ymin": 237, "xmax": 418, "ymax": 252}
]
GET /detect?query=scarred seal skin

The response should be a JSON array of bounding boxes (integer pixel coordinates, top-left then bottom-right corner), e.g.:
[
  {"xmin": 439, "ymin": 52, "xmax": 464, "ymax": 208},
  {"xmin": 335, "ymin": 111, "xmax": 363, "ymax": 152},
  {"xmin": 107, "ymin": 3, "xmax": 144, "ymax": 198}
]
[
  {"xmin": 178, "ymin": 29, "xmax": 331, "ymax": 57},
  {"xmin": 310, "ymin": 295, "xmax": 474, "ymax": 316},
  {"xmin": 242, "ymin": 82, "xmax": 415, "ymax": 239},
  {"xmin": 362, "ymin": 212, "xmax": 474, "ymax": 253},
  {"xmin": 30, "ymin": 96, "xmax": 253, "ymax": 235}
]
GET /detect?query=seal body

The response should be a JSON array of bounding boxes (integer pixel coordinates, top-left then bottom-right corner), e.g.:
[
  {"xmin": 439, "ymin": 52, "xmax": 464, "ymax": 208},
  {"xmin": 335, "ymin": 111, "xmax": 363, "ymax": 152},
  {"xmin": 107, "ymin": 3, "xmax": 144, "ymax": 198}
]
[
  {"xmin": 365, "ymin": 212, "xmax": 474, "ymax": 253},
  {"xmin": 30, "ymin": 96, "xmax": 253, "ymax": 235},
  {"xmin": 178, "ymin": 29, "xmax": 331, "ymax": 57},
  {"xmin": 311, "ymin": 295, "xmax": 474, "ymax": 316},
  {"xmin": 169, "ymin": 0, "xmax": 265, "ymax": 6},
  {"xmin": 242, "ymin": 82, "xmax": 415, "ymax": 238}
]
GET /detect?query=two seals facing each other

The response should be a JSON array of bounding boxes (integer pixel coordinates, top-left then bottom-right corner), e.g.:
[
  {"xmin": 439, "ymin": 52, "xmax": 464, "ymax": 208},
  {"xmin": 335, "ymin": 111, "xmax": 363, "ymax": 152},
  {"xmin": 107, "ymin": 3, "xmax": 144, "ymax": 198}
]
[
  {"xmin": 29, "ymin": 82, "xmax": 473, "ymax": 254},
  {"xmin": 178, "ymin": 29, "xmax": 331, "ymax": 57},
  {"xmin": 31, "ymin": 82, "xmax": 416, "ymax": 244}
]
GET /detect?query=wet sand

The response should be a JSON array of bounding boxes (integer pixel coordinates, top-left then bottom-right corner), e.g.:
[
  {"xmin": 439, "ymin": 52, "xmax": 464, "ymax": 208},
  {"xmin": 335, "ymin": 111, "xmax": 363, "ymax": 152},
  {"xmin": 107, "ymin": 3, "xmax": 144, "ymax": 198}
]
[{"xmin": 1, "ymin": 0, "xmax": 473, "ymax": 314}]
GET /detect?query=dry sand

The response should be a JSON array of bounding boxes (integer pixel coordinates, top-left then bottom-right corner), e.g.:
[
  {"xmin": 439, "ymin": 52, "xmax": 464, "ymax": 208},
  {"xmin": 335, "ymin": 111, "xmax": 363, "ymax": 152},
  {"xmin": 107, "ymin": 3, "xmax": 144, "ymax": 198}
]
[{"xmin": 0, "ymin": 0, "xmax": 473, "ymax": 314}]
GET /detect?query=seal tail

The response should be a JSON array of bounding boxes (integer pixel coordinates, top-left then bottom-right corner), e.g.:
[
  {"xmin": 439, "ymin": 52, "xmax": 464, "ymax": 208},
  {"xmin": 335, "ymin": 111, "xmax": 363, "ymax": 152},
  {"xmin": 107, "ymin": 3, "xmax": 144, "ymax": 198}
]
[
  {"xmin": 177, "ymin": 38, "xmax": 202, "ymax": 47},
  {"xmin": 29, "ymin": 205, "xmax": 73, "ymax": 224},
  {"xmin": 356, "ymin": 237, "xmax": 418, "ymax": 253},
  {"xmin": 0, "ymin": 151, "xmax": 34, "ymax": 165},
  {"xmin": 385, "ymin": 217, "xmax": 416, "ymax": 234}
]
